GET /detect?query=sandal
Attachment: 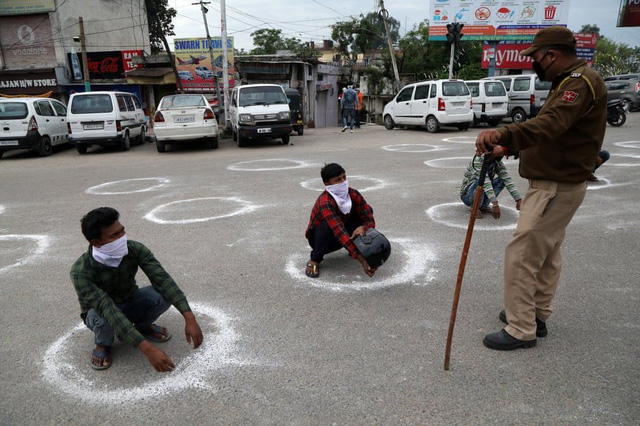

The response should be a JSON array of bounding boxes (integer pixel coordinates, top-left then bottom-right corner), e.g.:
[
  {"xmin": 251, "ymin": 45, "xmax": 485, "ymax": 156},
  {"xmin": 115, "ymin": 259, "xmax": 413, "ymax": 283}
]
[
  {"xmin": 91, "ymin": 347, "xmax": 112, "ymax": 370},
  {"xmin": 143, "ymin": 324, "xmax": 172, "ymax": 343},
  {"xmin": 305, "ymin": 262, "xmax": 319, "ymax": 278}
]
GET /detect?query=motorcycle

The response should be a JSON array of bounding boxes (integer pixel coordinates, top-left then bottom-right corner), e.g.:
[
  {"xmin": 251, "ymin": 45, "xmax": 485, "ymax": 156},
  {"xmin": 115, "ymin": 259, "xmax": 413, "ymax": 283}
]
[{"xmin": 607, "ymin": 99, "xmax": 626, "ymax": 127}]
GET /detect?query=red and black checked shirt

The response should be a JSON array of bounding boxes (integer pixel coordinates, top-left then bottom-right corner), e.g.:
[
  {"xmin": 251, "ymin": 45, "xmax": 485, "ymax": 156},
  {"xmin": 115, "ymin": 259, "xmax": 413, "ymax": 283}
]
[{"xmin": 305, "ymin": 188, "xmax": 375, "ymax": 258}]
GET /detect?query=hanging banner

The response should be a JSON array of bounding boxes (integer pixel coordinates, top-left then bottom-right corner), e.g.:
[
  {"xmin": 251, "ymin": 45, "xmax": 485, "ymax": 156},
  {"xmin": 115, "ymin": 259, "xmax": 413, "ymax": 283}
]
[
  {"xmin": 618, "ymin": 0, "xmax": 640, "ymax": 27},
  {"xmin": 0, "ymin": 0, "xmax": 55, "ymax": 16},
  {"xmin": 428, "ymin": 0, "xmax": 572, "ymax": 41},
  {"xmin": 174, "ymin": 37, "xmax": 236, "ymax": 92}
]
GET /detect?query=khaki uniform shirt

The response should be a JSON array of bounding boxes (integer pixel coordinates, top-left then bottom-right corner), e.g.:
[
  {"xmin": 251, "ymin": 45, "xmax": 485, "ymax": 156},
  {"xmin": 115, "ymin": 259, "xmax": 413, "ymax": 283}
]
[{"xmin": 497, "ymin": 59, "xmax": 607, "ymax": 183}]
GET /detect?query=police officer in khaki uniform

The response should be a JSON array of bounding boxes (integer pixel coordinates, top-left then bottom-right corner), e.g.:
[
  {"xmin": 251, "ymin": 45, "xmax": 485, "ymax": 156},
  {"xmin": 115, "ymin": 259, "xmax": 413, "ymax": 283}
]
[{"xmin": 475, "ymin": 27, "xmax": 607, "ymax": 350}]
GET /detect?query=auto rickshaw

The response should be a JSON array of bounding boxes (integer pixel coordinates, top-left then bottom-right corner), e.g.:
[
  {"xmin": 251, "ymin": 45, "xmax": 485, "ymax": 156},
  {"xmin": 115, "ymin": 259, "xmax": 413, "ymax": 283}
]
[{"xmin": 284, "ymin": 88, "xmax": 304, "ymax": 136}]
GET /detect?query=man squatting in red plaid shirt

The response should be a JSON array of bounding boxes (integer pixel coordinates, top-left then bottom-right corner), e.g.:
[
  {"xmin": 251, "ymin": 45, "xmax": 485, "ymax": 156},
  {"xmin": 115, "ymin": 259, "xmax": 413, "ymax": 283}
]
[{"xmin": 304, "ymin": 163, "xmax": 377, "ymax": 278}]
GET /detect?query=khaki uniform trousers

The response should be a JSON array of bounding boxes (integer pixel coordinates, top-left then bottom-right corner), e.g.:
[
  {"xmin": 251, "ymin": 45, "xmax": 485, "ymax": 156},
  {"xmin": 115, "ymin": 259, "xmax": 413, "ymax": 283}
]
[{"xmin": 504, "ymin": 179, "xmax": 586, "ymax": 341}]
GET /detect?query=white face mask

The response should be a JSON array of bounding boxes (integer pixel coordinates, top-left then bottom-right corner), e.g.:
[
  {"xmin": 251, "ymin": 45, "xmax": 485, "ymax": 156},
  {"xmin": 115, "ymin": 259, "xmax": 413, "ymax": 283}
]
[
  {"xmin": 92, "ymin": 234, "xmax": 129, "ymax": 267},
  {"xmin": 325, "ymin": 179, "xmax": 352, "ymax": 214}
]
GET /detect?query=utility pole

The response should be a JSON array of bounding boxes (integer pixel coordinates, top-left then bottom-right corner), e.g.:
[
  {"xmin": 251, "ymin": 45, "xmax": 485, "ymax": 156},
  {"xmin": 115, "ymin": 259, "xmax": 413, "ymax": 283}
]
[
  {"xmin": 379, "ymin": 0, "xmax": 400, "ymax": 91},
  {"xmin": 220, "ymin": 0, "xmax": 230, "ymax": 128},
  {"xmin": 78, "ymin": 17, "xmax": 91, "ymax": 92},
  {"xmin": 193, "ymin": 0, "xmax": 224, "ymax": 127}
]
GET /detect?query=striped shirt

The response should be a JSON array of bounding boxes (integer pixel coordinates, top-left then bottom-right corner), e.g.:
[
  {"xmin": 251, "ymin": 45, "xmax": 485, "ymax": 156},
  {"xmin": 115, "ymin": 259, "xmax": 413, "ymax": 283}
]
[
  {"xmin": 70, "ymin": 240, "xmax": 191, "ymax": 347},
  {"xmin": 460, "ymin": 156, "xmax": 521, "ymax": 203}
]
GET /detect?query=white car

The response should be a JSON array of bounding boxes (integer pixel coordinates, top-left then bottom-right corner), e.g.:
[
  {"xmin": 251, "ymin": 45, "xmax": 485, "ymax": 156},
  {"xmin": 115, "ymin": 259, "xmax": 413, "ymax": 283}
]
[
  {"xmin": 195, "ymin": 66, "xmax": 214, "ymax": 80},
  {"xmin": 383, "ymin": 79, "xmax": 474, "ymax": 133},
  {"xmin": 465, "ymin": 80, "xmax": 509, "ymax": 127},
  {"xmin": 178, "ymin": 70, "xmax": 194, "ymax": 81},
  {"xmin": 153, "ymin": 94, "xmax": 218, "ymax": 153},
  {"xmin": 482, "ymin": 75, "xmax": 551, "ymax": 123},
  {"xmin": 67, "ymin": 91, "xmax": 146, "ymax": 153},
  {"xmin": 0, "ymin": 97, "xmax": 69, "ymax": 158}
]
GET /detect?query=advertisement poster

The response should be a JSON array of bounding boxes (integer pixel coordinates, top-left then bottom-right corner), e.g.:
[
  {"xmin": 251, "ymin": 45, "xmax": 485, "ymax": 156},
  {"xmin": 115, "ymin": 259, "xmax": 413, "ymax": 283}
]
[
  {"xmin": 618, "ymin": 0, "xmax": 640, "ymax": 27},
  {"xmin": 0, "ymin": 0, "xmax": 55, "ymax": 16},
  {"xmin": 429, "ymin": 0, "xmax": 571, "ymax": 41},
  {"xmin": 0, "ymin": 14, "xmax": 57, "ymax": 69},
  {"xmin": 174, "ymin": 37, "xmax": 235, "ymax": 92},
  {"xmin": 67, "ymin": 50, "xmax": 143, "ymax": 80},
  {"xmin": 480, "ymin": 32, "xmax": 598, "ymax": 69}
]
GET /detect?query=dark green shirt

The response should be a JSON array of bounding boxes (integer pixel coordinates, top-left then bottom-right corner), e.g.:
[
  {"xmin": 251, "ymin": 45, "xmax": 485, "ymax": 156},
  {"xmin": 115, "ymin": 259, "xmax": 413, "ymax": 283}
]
[{"xmin": 70, "ymin": 240, "xmax": 191, "ymax": 347}]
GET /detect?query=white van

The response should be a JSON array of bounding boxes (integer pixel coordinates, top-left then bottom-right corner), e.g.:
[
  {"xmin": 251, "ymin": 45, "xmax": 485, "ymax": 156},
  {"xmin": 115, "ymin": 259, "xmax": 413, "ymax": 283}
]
[
  {"xmin": 483, "ymin": 75, "xmax": 552, "ymax": 123},
  {"xmin": 382, "ymin": 79, "xmax": 474, "ymax": 133},
  {"xmin": 465, "ymin": 80, "xmax": 509, "ymax": 127},
  {"xmin": 67, "ymin": 91, "xmax": 146, "ymax": 153},
  {"xmin": 0, "ymin": 97, "xmax": 69, "ymax": 158},
  {"xmin": 229, "ymin": 84, "xmax": 291, "ymax": 147}
]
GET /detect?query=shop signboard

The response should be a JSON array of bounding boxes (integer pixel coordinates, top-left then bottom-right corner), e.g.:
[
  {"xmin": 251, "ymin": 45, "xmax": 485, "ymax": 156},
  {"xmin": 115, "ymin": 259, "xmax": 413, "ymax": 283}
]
[
  {"xmin": 429, "ymin": 0, "xmax": 571, "ymax": 41},
  {"xmin": 0, "ymin": 0, "xmax": 55, "ymax": 16},
  {"xmin": 174, "ymin": 37, "xmax": 235, "ymax": 92},
  {"xmin": 618, "ymin": 0, "xmax": 640, "ymax": 27},
  {"xmin": 0, "ymin": 70, "xmax": 58, "ymax": 95},
  {"xmin": 67, "ymin": 50, "xmax": 143, "ymax": 80},
  {"xmin": 480, "ymin": 32, "xmax": 598, "ymax": 69}
]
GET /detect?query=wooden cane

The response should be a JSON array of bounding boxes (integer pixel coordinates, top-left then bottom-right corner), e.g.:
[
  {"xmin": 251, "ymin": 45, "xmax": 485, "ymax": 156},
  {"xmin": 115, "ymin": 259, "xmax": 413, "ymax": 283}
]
[{"xmin": 444, "ymin": 154, "xmax": 493, "ymax": 371}]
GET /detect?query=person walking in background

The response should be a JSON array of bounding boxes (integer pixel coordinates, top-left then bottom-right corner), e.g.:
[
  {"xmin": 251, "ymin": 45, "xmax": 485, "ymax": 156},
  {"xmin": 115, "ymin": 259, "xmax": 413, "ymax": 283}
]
[
  {"xmin": 355, "ymin": 88, "xmax": 364, "ymax": 128},
  {"xmin": 341, "ymin": 85, "xmax": 359, "ymax": 133}
]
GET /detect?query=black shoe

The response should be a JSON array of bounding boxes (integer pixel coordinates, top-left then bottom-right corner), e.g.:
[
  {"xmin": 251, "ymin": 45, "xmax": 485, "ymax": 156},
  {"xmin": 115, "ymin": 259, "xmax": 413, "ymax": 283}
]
[
  {"xmin": 499, "ymin": 310, "xmax": 548, "ymax": 338},
  {"xmin": 483, "ymin": 329, "xmax": 537, "ymax": 350}
]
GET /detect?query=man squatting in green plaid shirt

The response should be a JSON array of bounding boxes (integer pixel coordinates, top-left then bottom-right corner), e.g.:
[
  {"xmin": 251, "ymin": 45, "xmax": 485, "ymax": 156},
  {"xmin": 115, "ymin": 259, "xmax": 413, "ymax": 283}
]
[
  {"xmin": 70, "ymin": 207, "xmax": 204, "ymax": 371},
  {"xmin": 460, "ymin": 155, "xmax": 522, "ymax": 219}
]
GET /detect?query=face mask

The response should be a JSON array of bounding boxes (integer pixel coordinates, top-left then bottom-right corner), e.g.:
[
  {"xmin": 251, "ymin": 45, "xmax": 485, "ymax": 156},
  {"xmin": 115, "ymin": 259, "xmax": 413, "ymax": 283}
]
[
  {"xmin": 92, "ymin": 234, "xmax": 128, "ymax": 267},
  {"xmin": 532, "ymin": 51, "xmax": 554, "ymax": 81},
  {"xmin": 325, "ymin": 179, "xmax": 352, "ymax": 215}
]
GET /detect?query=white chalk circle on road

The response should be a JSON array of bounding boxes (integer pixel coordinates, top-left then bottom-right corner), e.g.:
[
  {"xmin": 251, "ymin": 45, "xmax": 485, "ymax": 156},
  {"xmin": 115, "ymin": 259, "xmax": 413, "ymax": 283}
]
[
  {"xmin": 0, "ymin": 205, "xmax": 4, "ymax": 215},
  {"xmin": 424, "ymin": 157, "xmax": 469, "ymax": 169},
  {"xmin": 613, "ymin": 141, "xmax": 640, "ymax": 149},
  {"xmin": 86, "ymin": 177, "xmax": 170, "ymax": 195},
  {"xmin": 442, "ymin": 136, "xmax": 476, "ymax": 144},
  {"xmin": 608, "ymin": 153, "xmax": 640, "ymax": 167},
  {"xmin": 381, "ymin": 143, "xmax": 442, "ymax": 153},
  {"xmin": 144, "ymin": 197, "xmax": 260, "ymax": 224},
  {"xmin": 43, "ymin": 303, "xmax": 249, "ymax": 405},
  {"xmin": 300, "ymin": 175, "xmax": 389, "ymax": 193},
  {"xmin": 0, "ymin": 234, "xmax": 51, "ymax": 274},
  {"xmin": 426, "ymin": 202, "xmax": 518, "ymax": 231},
  {"xmin": 227, "ymin": 159, "xmax": 310, "ymax": 172},
  {"xmin": 285, "ymin": 238, "xmax": 436, "ymax": 292}
]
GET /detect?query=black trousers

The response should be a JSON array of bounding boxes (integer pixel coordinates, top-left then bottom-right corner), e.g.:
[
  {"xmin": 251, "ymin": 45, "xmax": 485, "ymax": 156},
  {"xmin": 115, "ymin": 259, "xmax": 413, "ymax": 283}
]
[{"xmin": 308, "ymin": 216, "xmax": 363, "ymax": 263}]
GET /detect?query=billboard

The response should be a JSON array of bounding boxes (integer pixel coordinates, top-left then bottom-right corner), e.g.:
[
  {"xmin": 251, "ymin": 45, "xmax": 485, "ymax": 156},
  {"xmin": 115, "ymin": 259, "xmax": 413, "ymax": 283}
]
[
  {"xmin": 0, "ymin": 14, "xmax": 57, "ymax": 69},
  {"xmin": 429, "ymin": 0, "xmax": 572, "ymax": 41},
  {"xmin": 480, "ymin": 32, "xmax": 598, "ymax": 69},
  {"xmin": 0, "ymin": 0, "xmax": 55, "ymax": 16},
  {"xmin": 618, "ymin": 0, "xmax": 640, "ymax": 27},
  {"xmin": 174, "ymin": 37, "xmax": 235, "ymax": 92}
]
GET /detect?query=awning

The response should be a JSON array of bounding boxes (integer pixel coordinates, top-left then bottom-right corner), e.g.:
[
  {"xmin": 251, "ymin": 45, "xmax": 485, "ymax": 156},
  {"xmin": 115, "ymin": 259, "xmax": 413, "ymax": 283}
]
[{"xmin": 125, "ymin": 68, "xmax": 176, "ymax": 85}]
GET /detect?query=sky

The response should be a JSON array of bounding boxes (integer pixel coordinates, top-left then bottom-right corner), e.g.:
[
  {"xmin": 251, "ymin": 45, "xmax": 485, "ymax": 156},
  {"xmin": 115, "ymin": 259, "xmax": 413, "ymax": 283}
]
[{"xmin": 169, "ymin": 0, "xmax": 640, "ymax": 50}]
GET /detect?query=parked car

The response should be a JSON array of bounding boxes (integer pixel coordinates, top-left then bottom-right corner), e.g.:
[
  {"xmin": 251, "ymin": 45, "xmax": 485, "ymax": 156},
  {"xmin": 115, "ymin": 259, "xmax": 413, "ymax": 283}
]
[
  {"xmin": 483, "ymin": 75, "xmax": 551, "ymax": 123},
  {"xmin": 67, "ymin": 91, "xmax": 146, "ymax": 153},
  {"xmin": 229, "ymin": 84, "xmax": 291, "ymax": 147},
  {"xmin": 0, "ymin": 97, "xmax": 69, "ymax": 158},
  {"xmin": 383, "ymin": 79, "xmax": 474, "ymax": 133},
  {"xmin": 465, "ymin": 79, "xmax": 509, "ymax": 127},
  {"xmin": 195, "ymin": 66, "xmax": 213, "ymax": 80},
  {"xmin": 178, "ymin": 70, "xmax": 194, "ymax": 81},
  {"xmin": 284, "ymin": 88, "xmax": 304, "ymax": 136},
  {"xmin": 605, "ymin": 79, "xmax": 640, "ymax": 112},
  {"xmin": 153, "ymin": 94, "xmax": 218, "ymax": 153},
  {"xmin": 604, "ymin": 73, "xmax": 640, "ymax": 82}
]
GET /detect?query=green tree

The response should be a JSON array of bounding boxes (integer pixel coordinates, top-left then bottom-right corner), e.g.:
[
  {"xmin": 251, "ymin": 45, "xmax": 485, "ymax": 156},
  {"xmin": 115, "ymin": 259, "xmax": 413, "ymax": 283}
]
[
  {"xmin": 144, "ymin": 0, "xmax": 177, "ymax": 54},
  {"xmin": 579, "ymin": 24, "xmax": 601, "ymax": 34},
  {"xmin": 249, "ymin": 29, "xmax": 320, "ymax": 59},
  {"xmin": 331, "ymin": 12, "xmax": 400, "ymax": 61}
]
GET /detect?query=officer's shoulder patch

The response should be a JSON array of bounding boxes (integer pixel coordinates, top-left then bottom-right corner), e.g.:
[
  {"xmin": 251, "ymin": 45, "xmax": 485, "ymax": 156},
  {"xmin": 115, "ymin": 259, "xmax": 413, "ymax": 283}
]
[
  {"xmin": 571, "ymin": 72, "xmax": 582, "ymax": 78},
  {"xmin": 562, "ymin": 90, "xmax": 579, "ymax": 102}
]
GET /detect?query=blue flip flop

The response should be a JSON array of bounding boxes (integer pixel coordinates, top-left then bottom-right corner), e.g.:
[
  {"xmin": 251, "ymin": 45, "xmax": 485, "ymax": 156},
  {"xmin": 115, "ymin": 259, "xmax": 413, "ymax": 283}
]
[
  {"xmin": 91, "ymin": 347, "xmax": 112, "ymax": 370},
  {"xmin": 143, "ymin": 324, "xmax": 172, "ymax": 343}
]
